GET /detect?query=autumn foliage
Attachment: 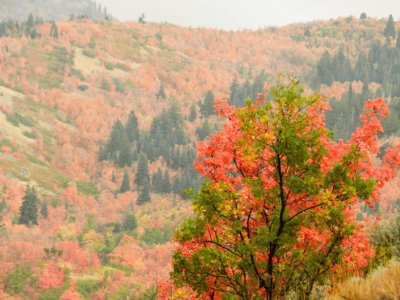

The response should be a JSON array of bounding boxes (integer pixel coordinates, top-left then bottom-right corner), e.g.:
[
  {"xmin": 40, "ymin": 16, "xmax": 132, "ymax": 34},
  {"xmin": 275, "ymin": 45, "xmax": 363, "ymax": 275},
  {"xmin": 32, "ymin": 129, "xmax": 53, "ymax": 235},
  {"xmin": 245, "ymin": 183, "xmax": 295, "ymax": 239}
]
[{"xmin": 168, "ymin": 79, "xmax": 400, "ymax": 299}]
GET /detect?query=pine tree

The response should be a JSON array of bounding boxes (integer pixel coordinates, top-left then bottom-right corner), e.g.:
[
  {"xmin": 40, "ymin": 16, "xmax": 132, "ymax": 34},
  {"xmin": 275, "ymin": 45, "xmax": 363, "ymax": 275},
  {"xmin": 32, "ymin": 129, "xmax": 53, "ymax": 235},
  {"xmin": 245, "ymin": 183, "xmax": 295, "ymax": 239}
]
[
  {"xmin": 135, "ymin": 152, "xmax": 149, "ymax": 186},
  {"xmin": 200, "ymin": 91, "xmax": 215, "ymax": 117},
  {"xmin": 19, "ymin": 185, "xmax": 39, "ymax": 227},
  {"xmin": 50, "ymin": 21, "xmax": 58, "ymax": 39},
  {"xmin": 162, "ymin": 170, "xmax": 171, "ymax": 193},
  {"xmin": 119, "ymin": 171, "xmax": 130, "ymax": 193},
  {"xmin": 122, "ymin": 214, "xmax": 137, "ymax": 232},
  {"xmin": 137, "ymin": 177, "xmax": 151, "ymax": 205},
  {"xmin": 188, "ymin": 103, "xmax": 197, "ymax": 122},
  {"xmin": 384, "ymin": 14, "xmax": 396, "ymax": 39},
  {"xmin": 152, "ymin": 168, "xmax": 164, "ymax": 193},
  {"xmin": 156, "ymin": 83, "xmax": 166, "ymax": 99},
  {"xmin": 125, "ymin": 111, "xmax": 139, "ymax": 143}
]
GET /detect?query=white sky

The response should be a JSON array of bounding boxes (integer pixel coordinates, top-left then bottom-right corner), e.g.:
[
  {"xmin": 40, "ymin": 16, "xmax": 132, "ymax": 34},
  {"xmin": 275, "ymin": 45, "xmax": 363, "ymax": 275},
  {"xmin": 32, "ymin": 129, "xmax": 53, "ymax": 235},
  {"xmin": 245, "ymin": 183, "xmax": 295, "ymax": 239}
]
[{"xmin": 98, "ymin": 0, "xmax": 399, "ymax": 30}]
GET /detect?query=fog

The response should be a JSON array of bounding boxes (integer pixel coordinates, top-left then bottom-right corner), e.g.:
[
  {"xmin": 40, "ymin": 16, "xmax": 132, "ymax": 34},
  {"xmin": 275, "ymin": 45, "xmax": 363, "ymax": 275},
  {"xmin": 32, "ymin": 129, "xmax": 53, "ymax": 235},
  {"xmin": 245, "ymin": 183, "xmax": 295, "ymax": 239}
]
[{"xmin": 98, "ymin": 0, "xmax": 399, "ymax": 29}]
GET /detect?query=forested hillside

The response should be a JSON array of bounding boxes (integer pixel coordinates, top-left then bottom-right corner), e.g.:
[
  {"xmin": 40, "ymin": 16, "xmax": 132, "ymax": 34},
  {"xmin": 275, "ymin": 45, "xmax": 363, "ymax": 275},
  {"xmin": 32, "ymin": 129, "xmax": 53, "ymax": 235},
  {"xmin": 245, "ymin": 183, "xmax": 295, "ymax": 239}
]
[{"xmin": 0, "ymin": 12, "xmax": 400, "ymax": 299}]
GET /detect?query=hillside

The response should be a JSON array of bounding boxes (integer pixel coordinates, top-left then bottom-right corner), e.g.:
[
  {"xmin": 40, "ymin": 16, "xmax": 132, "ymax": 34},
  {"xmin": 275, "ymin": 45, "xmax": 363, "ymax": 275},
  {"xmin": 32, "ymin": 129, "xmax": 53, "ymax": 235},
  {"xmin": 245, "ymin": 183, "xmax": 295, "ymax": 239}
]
[{"xmin": 0, "ymin": 15, "xmax": 400, "ymax": 298}]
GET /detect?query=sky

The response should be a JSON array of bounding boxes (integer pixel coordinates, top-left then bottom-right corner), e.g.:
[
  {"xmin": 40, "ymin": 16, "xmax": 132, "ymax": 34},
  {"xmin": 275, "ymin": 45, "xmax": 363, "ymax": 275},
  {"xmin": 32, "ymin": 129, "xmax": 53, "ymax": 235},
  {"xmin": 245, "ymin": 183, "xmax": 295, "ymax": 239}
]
[{"xmin": 98, "ymin": 0, "xmax": 399, "ymax": 30}]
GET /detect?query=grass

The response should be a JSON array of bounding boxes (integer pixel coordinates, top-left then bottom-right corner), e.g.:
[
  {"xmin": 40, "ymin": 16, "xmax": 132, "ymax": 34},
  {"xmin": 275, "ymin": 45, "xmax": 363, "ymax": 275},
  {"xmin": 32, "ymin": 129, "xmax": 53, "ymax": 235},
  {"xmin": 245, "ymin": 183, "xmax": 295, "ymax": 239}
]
[
  {"xmin": 326, "ymin": 260, "xmax": 400, "ymax": 300},
  {"xmin": 76, "ymin": 181, "xmax": 100, "ymax": 199}
]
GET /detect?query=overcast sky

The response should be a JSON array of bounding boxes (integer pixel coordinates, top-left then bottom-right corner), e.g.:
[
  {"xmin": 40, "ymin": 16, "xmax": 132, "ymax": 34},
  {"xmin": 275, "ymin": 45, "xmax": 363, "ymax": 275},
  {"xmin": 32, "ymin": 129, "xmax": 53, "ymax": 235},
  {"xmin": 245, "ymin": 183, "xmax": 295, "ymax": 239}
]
[{"xmin": 97, "ymin": 0, "xmax": 399, "ymax": 30}]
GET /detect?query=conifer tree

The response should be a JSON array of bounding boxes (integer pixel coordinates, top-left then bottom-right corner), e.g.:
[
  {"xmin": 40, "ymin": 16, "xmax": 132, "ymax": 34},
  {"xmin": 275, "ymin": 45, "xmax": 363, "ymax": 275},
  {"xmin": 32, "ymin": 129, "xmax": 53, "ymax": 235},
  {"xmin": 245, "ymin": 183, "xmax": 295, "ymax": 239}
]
[
  {"xmin": 119, "ymin": 171, "xmax": 130, "ymax": 193},
  {"xmin": 137, "ymin": 177, "xmax": 151, "ymax": 205},
  {"xmin": 19, "ymin": 185, "xmax": 39, "ymax": 227},
  {"xmin": 152, "ymin": 168, "xmax": 164, "ymax": 193},
  {"xmin": 162, "ymin": 170, "xmax": 171, "ymax": 193},
  {"xmin": 200, "ymin": 91, "xmax": 215, "ymax": 117},
  {"xmin": 157, "ymin": 83, "xmax": 166, "ymax": 99},
  {"xmin": 384, "ymin": 14, "xmax": 396, "ymax": 39},
  {"xmin": 135, "ymin": 152, "xmax": 149, "ymax": 186},
  {"xmin": 50, "ymin": 21, "xmax": 58, "ymax": 39},
  {"xmin": 125, "ymin": 111, "xmax": 139, "ymax": 143},
  {"xmin": 188, "ymin": 103, "xmax": 197, "ymax": 122}
]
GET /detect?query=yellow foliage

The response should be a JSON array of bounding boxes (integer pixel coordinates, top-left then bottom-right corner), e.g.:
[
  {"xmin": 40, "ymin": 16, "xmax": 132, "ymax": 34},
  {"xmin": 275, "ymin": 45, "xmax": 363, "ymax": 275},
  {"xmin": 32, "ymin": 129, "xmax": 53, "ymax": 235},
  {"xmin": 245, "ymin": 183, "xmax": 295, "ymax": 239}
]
[{"xmin": 326, "ymin": 260, "xmax": 400, "ymax": 300}]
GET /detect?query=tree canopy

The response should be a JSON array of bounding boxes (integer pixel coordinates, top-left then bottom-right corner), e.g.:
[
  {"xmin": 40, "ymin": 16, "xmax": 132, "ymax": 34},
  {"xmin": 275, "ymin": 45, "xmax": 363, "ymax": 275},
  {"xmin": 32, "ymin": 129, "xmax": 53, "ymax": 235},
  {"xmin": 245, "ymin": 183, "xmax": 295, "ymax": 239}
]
[{"xmin": 166, "ymin": 79, "xmax": 400, "ymax": 299}]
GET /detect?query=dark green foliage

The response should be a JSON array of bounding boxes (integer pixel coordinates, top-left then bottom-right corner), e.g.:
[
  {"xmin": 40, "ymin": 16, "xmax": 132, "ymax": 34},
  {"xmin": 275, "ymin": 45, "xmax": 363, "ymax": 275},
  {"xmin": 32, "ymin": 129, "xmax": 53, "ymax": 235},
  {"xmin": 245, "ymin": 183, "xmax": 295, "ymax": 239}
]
[
  {"xmin": 200, "ymin": 91, "xmax": 215, "ymax": 117},
  {"xmin": 156, "ymin": 83, "xmax": 166, "ymax": 99},
  {"xmin": 141, "ymin": 227, "xmax": 172, "ymax": 245},
  {"xmin": 152, "ymin": 168, "xmax": 164, "ymax": 193},
  {"xmin": 135, "ymin": 152, "xmax": 149, "ymax": 187},
  {"xmin": 50, "ymin": 21, "xmax": 58, "ymax": 39},
  {"xmin": 229, "ymin": 71, "xmax": 269, "ymax": 106},
  {"xmin": 4, "ymin": 266, "xmax": 37, "ymax": 296},
  {"xmin": 162, "ymin": 170, "xmax": 171, "ymax": 193},
  {"xmin": 19, "ymin": 185, "xmax": 39, "ymax": 227},
  {"xmin": 76, "ymin": 279, "xmax": 101, "ymax": 299},
  {"xmin": 188, "ymin": 103, "xmax": 197, "ymax": 122},
  {"xmin": 315, "ymin": 41, "xmax": 400, "ymax": 98},
  {"xmin": 122, "ymin": 214, "xmax": 137, "ymax": 232},
  {"xmin": 142, "ymin": 102, "xmax": 187, "ymax": 162},
  {"xmin": 360, "ymin": 12, "xmax": 367, "ymax": 19},
  {"xmin": 119, "ymin": 172, "xmax": 130, "ymax": 193},
  {"xmin": 196, "ymin": 119, "xmax": 212, "ymax": 141},
  {"xmin": 99, "ymin": 119, "xmax": 133, "ymax": 167},
  {"xmin": 125, "ymin": 111, "xmax": 140, "ymax": 143},
  {"xmin": 137, "ymin": 177, "xmax": 151, "ymax": 205},
  {"xmin": 384, "ymin": 14, "xmax": 396, "ymax": 39}
]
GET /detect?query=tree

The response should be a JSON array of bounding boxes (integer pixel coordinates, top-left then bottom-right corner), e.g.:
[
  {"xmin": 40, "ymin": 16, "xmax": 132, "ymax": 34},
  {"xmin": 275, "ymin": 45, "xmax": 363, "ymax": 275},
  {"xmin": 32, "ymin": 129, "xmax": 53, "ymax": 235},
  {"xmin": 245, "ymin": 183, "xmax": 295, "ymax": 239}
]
[
  {"xmin": 384, "ymin": 14, "xmax": 396, "ymax": 39},
  {"xmin": 137, "ymin": 177, "xmax": 151, "ymax": 205},
  {"xmin": 19, "ymin": 185, "xmax": 39, "ymax": 227},
  {"xmin": 396, "ymin": 31, "xmax": 400, "ymax": 49},
  {"xmin": 122, "ymin": 214, "xmax": 137, "ymax": 233},
  {"xmin": 188, "ymin": 103, "xmax": 197, "ymax": 122},
  {"xmin": 170, "ymin": 79, "xmax": 400, "ymax": 299},
  {"xmin": 135, "ymin": 152, "xmax": 149, "ymax": 187},
  {"xmin": 200, "ymin": 91, "xmax": 215, "ymax": 117},
  {"xmin": 125, "ymin": 110, "xmax": 139, "ymax": 143},
  {"xmin": 360, "ymin": 12, "xmax": 367, "ymax": 19},
  {"xmin": 157, "ymin": 84, "xmax": 166, "ymax": 99},
  {"xmin": 50, "ymin": 21, "xmax": 58, "ymax": 39},
  {"xmin": 119, "ymin": 171, "xmax": 130, "ymax": 193}
]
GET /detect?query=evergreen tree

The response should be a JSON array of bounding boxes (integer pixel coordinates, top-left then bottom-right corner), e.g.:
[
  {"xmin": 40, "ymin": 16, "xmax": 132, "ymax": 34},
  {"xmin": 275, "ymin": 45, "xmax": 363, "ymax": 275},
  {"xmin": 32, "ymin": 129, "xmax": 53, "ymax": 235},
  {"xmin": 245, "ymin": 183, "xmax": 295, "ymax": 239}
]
[
  {"xmin": 384, "ymin": 14, "xmax": 396, "ymax": 39},
  {"xmin": 188, "ymin": 103, "xmax": 197, "ymax": 122},
  {"xmin": 119, "ymin": 171, "xmax": 130, "ymax": 193},
  {"xmin": 135, "ymin": 152, "xmax": 149, "ymax": 186},
  {"xmin": 40, "ymin": 201, "xmax": 48, "ymax": 219},
  {"xmin": 117, "ymin": 136, "xmax": 132, "ymax": 167},
  {"xmin": 122, "ymin": 214, "xmax": 137, "ymax": 232},
  {"xmin": 196, "ymin": 119, "xmax": 212, "ymax": 141},
  {"xmin": 50, "ymin": 21, "xmax": 58, "ymax": 39},
  {"xmin": 137, "ymin": 177, "xmax": 151, "ymax": 205},
  {"xmin": 19, "ymin": 185, "xmax": 39, "ymax": 227},
  {"xmin": 200, "ymin": 91, "xmax": 215, "ymax": 117},
  {"xmin": 152, "ymin": 168, "xmax": 164, "ymax": 193},
  {"xmin": 359, "ymin": 12, "xmax": 367, "ymax": 20},
  {"xmin": 156, "ymin": 83, "xmax": 166, "ymax": 99},
  {"xmin": 125, "ymin": 111, "xmax": 139, "ymax": 143},
  {"xmin": 162, "ymin": 170, "xmax": 171, "ymax": 193}
]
